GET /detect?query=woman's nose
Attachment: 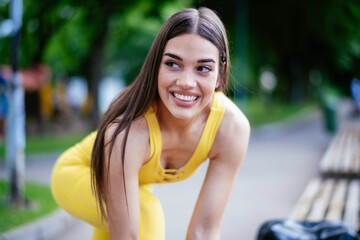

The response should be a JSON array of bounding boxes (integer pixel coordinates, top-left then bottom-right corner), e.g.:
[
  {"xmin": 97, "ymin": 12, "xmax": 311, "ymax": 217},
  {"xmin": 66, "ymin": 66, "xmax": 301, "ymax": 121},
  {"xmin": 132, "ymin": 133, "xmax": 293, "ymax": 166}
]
[{"xmin": 176, "ymin": 70, "xmax": 196, "ymax": 89}]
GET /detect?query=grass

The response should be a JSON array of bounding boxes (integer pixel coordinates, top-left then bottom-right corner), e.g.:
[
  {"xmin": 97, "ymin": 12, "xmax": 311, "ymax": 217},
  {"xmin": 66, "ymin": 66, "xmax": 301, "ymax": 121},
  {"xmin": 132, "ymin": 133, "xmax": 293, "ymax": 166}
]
[
  {"xmin": 0, "ymin": 131, "xmax": 90, "ymax": 162},
  {"xmin": 0, "ymin": 130, "xmax": 91, "ymax": 232},
  {"xmin": 0, "ymin": 130, "xmax": 91, "ymax": 233},
  {"xmin": 0, "ymin": 180, "xmax": 59, "ymax": 233},
  {"xmin": 243, "ymin": 97, "xmax": 316, "ymax": 128}
]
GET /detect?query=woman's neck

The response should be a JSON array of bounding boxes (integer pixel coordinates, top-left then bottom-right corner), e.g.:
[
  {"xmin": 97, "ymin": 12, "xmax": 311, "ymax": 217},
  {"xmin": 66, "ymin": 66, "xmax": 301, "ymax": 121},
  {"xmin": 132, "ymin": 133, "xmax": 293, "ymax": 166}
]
[{"xmin": 154, "ymin": 100, "xmax": 211, "ymax": 134}]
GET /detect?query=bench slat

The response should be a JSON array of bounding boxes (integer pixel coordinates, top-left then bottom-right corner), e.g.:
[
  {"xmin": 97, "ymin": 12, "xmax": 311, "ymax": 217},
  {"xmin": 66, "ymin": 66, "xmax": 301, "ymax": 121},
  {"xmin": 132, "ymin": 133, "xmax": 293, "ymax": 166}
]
[
  {"xmin": 333, "ymin": 130, "xmax": 347, "ymax": 173},
  {"xmin": 325, "ymin": 180, "xmax": 347, "ymax": 221},
  {"xmin": 307, "ymin": 179, "xmax": 335, "ymax": 221},
  {"xmin": 320, "ymin": 124, "xmax": 360, "ymax": 176},
  {"xmin": 343, "ymin": 180, "xmax": 360, "ymax": 231},
  {"xmin": 354, "ymin": 132, "xmax": 360, "ymax": 173},
  {"xmin": 289, "ymin": 178, "xmax": 322, "ymax": 220},
  {"xmin": 290, "ymin": 178, "xmax": 360, "ymax": 232},
  {"xmin": 320, "ymin": 133, "xmax": 341, "ymax": 174},
  {"xmin": 340, "ymin": 134, "xmax": 353, "ymax": 174}
]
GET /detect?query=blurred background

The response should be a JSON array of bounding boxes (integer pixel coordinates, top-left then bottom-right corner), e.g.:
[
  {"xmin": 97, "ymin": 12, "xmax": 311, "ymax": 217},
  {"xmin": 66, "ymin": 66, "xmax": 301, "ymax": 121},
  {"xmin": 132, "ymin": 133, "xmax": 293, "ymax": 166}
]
[
  {"xmin": 1, "ymin": 0, "xmax": 360, "ymax": 238},
  {"xmin": 1, "ymin": 0, "xmax": 360, "ymax": 137}
]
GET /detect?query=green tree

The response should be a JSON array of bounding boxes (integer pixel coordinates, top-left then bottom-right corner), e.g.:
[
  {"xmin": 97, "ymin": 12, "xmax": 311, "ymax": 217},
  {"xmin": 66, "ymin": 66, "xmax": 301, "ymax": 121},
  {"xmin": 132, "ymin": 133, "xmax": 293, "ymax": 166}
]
[
  {"xmin": 249, "ymin": 0, "xmax": 360, "ymax": 102},
  {"xmin": 2, "ymin": 0, "xmax": 193, "ymax": 128},
  {"xmin": 195, "ymin": 0, "xmax": 360, "ymax": 103}
]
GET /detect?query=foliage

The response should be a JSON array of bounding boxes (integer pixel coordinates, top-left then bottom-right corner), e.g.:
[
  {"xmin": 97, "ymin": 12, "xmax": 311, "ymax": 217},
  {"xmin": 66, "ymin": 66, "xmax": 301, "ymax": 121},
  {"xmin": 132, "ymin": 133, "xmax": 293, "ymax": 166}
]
[
  {"xmin": 43, "ymin": 6, "xmax": 92, "ymax": 77},
  {"xmin": 0, "ymin": 0, "xmax": 194, "ymax": 77},
  {"xmin": 0, "ymin": 0, "xmax": 193, "ymax": 126},
  {"xmin": 247, "ymin": 0, "xmax": 360, "ymax": 101},
  {"xmin": 100, "ymin": 0, "xmax": 194, "ymax": 84},
  {"xmin": 196, "ymin": 0, "xmax": 360, "ymax": 103},
  {"xmin": 1, "ymin": 0, "xmax": 360, "ymax": 112},
  {"xmin": 0, "ymin": 180, "xmax": 58, "ymax": 233},
  {"xmin": 38, "ymin": 0, "xmax": 192, "ymax": 82}
]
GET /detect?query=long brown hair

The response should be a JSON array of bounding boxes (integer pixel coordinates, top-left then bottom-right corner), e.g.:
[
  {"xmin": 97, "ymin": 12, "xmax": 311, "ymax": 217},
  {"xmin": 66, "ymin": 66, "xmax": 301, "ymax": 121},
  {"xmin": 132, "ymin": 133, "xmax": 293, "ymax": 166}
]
[{"xmin": 90, "ymin": 7, "xmax": 231, "ymax": 220}]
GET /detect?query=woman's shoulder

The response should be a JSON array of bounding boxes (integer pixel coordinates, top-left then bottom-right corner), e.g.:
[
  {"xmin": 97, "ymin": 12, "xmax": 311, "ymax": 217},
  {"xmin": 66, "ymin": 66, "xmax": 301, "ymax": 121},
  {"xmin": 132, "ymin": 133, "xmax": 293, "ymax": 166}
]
[
  {"xmin": 222, "ymin": 95, "xmax": 250, "ymax": 134},
  {"xmin": 209, "ymin": 95, "xmax": 250, "ymax": 159},
  {"xmin": 105, "ymin": 115, "xmax": 151, "ymax": 164}
]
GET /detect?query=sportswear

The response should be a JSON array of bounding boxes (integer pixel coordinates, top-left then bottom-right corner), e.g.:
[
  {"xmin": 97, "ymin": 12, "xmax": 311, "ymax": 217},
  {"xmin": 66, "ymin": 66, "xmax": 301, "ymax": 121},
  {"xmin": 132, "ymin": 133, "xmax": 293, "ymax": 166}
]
[{"xmin": 51, "ymin": 91, "xmax": 225, "ymax": 240}]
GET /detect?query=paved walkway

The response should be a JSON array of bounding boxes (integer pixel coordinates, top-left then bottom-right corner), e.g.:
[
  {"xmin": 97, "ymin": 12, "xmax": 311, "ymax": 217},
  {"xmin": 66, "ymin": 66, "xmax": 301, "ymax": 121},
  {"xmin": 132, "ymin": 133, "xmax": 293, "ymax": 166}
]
[{"xmin": 1, "ymin": 99, "xmax": 358, "ymax": 239}]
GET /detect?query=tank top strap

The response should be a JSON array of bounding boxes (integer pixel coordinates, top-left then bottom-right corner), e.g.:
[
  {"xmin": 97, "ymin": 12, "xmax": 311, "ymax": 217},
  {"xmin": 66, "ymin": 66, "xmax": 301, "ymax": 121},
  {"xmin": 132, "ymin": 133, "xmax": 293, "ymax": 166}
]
[
  {"xmin": 185, "ymin": 91, "xmax": 226, "ymax": 168},
  {"xmin": 144, "ymin": 106, "xmax": 162, "ymax": 163}
]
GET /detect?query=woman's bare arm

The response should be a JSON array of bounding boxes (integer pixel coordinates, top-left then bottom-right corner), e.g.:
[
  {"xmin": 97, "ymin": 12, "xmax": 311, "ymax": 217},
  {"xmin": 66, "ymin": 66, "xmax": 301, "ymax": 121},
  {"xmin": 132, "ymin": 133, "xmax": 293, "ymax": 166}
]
[
  {"xmin": 103, "ymin": 118, "xmax": 150, "ymax": 240},
  {"xmin": 186, "ymin": 102, "xmax": 250, "ymax": 240}
]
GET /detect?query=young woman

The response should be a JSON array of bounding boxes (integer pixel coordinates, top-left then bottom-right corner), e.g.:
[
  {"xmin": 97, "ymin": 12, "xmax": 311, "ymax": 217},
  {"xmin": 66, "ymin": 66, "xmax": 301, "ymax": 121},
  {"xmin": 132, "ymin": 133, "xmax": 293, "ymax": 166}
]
[{"xmin": 51, "ymin": 7, "xmax": 250, "ymax": 240}]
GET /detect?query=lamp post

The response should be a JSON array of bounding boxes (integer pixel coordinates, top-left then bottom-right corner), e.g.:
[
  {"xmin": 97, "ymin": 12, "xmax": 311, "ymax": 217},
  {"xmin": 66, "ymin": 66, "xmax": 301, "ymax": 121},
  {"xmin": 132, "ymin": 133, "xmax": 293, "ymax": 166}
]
[{"xmin": 5, "ymin": 0, "xmax": 26, "ymax": 206}]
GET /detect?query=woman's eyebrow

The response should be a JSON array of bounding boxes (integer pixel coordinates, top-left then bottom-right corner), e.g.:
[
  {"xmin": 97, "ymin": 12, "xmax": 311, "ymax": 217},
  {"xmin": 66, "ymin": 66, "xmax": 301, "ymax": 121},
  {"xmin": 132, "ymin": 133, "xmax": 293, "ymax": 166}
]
[
  {"xmin": 164, "ymin": 53, "xmax": 215, "ymax": 64},
  {"xmin": 164, "ymin": 53, "xmax": 182, "ymax": 61},
  {"xmin": 197, "ymin": 58, "xmax": 215, "ymax": 63}
]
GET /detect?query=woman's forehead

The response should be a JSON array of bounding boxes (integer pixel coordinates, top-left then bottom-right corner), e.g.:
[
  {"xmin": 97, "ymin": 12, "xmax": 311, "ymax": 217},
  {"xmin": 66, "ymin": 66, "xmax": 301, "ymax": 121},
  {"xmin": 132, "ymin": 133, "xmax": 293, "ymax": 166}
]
[{"xmin": 164, "ymin": 34, "xmax": 219, "ymax": 61}]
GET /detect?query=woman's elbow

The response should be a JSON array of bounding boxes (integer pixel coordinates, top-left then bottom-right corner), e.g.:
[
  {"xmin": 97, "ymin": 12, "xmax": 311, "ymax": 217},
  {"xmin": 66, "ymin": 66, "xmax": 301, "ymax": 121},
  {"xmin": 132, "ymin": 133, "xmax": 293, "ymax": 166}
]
[
  {"xmin": 187, "ymin": 225, "xmax": 221, "ymax": 240},
  {"xmin": 109, "ymin": 229, "xmax": 139, "ymax": 240}
]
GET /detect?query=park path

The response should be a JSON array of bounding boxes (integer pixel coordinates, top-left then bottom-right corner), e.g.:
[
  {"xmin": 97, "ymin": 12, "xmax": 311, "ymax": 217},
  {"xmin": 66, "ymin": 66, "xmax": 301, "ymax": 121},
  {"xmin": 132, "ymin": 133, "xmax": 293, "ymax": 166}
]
[{"xmin": 1, "ymin": 99, "xmax": 357, "ymax": 239}]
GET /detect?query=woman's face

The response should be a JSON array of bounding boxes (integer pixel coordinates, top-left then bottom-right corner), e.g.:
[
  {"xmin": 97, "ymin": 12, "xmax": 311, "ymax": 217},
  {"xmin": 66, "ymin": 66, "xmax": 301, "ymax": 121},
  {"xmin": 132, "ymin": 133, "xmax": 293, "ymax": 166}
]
[{"xmin": 157, "ymin": 33, "xmax": 220, "ymax": 120}]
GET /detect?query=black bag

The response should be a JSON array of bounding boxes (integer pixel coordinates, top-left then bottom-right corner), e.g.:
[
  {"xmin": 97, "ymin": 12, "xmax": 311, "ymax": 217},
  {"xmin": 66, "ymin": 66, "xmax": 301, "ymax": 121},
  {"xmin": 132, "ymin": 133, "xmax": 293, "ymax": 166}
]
[{"xmin": 256, "ymin": 219, "xmax": 358, "ymax": 240}]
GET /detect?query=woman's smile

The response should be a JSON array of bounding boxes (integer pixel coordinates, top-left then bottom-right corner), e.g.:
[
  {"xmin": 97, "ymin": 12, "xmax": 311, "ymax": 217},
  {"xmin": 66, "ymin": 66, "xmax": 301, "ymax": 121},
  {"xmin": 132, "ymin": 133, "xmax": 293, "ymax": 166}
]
[
  {"xmin": 171, "ymin": 91, "xmax": 200, "ymax": 107},
  {"xmin": 173, "ymin": 92, "xmax": 198, "ymax": 102}
]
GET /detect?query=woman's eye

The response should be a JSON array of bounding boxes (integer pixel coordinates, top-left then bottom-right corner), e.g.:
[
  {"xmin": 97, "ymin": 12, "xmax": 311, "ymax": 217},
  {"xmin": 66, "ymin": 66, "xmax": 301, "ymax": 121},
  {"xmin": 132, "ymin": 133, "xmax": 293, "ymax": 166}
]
[
  {"xmin": 165, "ymin": 61, "xmax": 180, "ymax": 69},
  {"xmin": 197, "ymin": 66, "xmax": 212, "ymax": 73}
]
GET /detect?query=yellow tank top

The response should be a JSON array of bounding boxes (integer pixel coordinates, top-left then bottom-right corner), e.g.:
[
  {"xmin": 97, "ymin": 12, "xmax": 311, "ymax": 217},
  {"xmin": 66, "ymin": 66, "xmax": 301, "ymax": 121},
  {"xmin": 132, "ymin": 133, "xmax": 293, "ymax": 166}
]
[{"xmin": 139, "ymin": 91, "xmax": 225, "ymax": 184}]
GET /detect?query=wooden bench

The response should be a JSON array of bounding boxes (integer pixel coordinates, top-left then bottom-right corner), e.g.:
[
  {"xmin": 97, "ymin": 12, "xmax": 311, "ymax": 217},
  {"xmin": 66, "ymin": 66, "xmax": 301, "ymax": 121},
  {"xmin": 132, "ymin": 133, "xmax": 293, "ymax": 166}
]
[
  {"xmin": 319, "ymin": 124, "xmax": 360, "ymax": 177},
  {"xmin": 289, "ymin": 178, "xmax": 360, "ymax": 232}
]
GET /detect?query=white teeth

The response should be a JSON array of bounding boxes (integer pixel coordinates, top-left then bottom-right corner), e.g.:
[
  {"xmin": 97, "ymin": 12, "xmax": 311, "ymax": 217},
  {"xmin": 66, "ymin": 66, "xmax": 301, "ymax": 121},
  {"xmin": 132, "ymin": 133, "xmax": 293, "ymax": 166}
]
[{"xmin": 173, "ymin": 93, "xmax": 197, "ymax": 101}]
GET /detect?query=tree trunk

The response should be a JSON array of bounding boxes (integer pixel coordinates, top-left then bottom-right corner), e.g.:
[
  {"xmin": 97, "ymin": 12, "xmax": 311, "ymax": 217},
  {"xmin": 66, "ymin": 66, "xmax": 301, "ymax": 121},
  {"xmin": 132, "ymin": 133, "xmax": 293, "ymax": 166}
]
[
  {"xmin": 89, "ymin": 32, "xmax": 107, "ymax": 128},
  {"xmin": 82, "ymin": 10, "xmax": 111, "ymax": 129},
  {"xmin": 234, "ymin": 0, "xmax": 249, "ymax": 112}
]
